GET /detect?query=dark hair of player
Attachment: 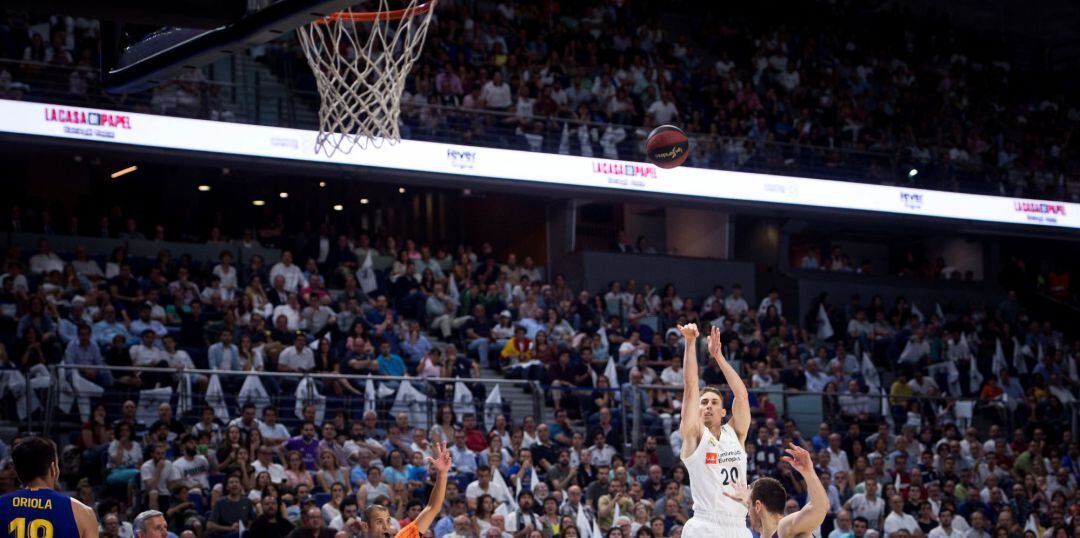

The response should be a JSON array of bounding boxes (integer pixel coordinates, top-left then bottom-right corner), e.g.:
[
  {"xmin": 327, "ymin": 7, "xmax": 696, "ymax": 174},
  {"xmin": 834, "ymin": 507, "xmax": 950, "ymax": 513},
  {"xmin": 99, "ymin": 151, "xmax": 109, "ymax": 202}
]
[
  {"xmin": 750, "ymin": 477, "xmax": 787, "ymax": 515},
  {"xmin": 12, "ymin": 436, "xmax": 58, "ymax": 484}
]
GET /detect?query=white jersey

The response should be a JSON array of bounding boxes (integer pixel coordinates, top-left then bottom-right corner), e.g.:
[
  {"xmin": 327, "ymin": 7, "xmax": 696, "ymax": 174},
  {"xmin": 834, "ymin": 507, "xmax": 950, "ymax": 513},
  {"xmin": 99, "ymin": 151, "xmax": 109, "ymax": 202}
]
[{"xmin": 682, "ymin": 423, "xmax": 748, "ymax": 518}]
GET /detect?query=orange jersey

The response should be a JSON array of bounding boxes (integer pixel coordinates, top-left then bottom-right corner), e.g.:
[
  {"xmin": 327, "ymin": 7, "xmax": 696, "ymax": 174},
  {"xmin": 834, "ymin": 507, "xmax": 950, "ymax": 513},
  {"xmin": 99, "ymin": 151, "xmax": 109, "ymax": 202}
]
[{"xmin": 395, "ymin": 522, "xmax": 420, "ymax": 538}]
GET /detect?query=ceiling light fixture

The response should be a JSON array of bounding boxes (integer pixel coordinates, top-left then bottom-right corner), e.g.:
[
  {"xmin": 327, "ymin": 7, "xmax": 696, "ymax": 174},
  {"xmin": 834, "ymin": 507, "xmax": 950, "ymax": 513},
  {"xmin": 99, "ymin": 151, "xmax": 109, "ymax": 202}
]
[{"xmin": 110, "ymin": 165, "xmax": 138, "ymax": 179}]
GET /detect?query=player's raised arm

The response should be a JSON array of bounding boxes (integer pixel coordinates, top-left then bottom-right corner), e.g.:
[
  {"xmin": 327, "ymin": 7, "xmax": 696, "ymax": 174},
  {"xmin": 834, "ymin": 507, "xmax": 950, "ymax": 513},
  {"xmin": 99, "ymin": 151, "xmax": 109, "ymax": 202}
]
[
  {"xmin": 778, "ymin": 444, "xmax": 829, "ymax": 538},
  {"xmin": 678, "ymin": 323, "xmax": 701, "ymax": 458},
  {"xmin": 708, "ymin": 325, "xmax": 750, "ymax": 443},
  {"xmin": 409, "ymin": 440, "xmax": 452, "ymax": 534}
]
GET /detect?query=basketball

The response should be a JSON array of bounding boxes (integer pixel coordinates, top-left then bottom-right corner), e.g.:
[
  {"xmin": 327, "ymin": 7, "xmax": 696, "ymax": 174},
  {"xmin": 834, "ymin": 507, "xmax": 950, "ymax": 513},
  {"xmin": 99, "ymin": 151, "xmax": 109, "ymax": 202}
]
[{"xmin": 646, "ymin": 125, "xmax": 690, "ymax": 169}]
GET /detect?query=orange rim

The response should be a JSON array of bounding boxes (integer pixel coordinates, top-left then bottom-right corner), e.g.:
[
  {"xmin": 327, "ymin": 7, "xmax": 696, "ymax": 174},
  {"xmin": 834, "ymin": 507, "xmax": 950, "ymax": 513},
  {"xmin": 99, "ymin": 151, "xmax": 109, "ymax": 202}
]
[{"xmin": 314, "ymin": 0, "xmax": 436, "ymax": 23}]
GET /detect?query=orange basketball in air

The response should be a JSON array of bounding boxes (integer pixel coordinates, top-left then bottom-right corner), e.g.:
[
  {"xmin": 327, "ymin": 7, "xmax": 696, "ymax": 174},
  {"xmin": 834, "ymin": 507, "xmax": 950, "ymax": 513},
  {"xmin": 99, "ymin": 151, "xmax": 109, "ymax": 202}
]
[{"xmin": 646, "ymin": 125, "xmax": 690, "ymax": 169}]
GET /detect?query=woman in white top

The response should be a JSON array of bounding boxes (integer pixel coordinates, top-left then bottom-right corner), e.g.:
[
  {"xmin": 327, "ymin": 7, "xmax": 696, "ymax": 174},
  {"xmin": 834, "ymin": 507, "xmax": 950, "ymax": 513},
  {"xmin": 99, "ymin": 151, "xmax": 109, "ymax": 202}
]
[
  {"xmin": 388, "ymin": 250, "xmax": 409, "ymax": 283},
  {"xmin": 479, "ymin": 434, "xmax": 513, "ymax": 468},
  {"xmin": 104, "ymin": 246, "xmax": 126, "ymax": 280},
  {"xmin": 474, "ymin": 494, "xmax": 497, "ymax": 536},
  {"xmin": 545, "ymin": 309, "xmax": 576, "ymax": 347},
  {"xmin": 316, "ymin": 450, "xmax": 349, "ymax": 494},
  {"xmin": 249, "ymin": 471, "xmax": 272, "ymax": 503},
  {"xmin": 107, "ymin": 422, "xmax": 143, "ymax": 469},
  {"xmin": 429, "ymin": 405, "xmax": 456, "ymax": 445},
  {"xmin": 244, "ymin": 275, "xmax": 273, "ymax": 319},
  {"xmin": 213, "ymin": 251, "xmax": 238, "ymax": 294},
  {"xmin": 419, "ymin": 350, "xmax": 442, "ymax": 379},
  {"xmin": 664, "ymin": 284, "xmax": 685, "ymax": 311},
  {"xmin": 321, "ymin": 481, "xmax": 347, "ymax": 524}
]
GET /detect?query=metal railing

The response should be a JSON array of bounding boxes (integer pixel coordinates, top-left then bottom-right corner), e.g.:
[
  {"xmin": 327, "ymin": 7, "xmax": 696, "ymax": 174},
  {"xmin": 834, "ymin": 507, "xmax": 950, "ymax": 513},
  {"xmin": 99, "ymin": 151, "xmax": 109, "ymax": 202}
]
[
  {"xmin": 7, "ymin": 364, "xmax": 1077, "ymax": 460},
  {"xmin": 1, "ymin": 55, "xmax": 1064, "ymax": 201},
  {"xmin": 44, "ymin": 364, "xmax": 544, "ymax": 441}
]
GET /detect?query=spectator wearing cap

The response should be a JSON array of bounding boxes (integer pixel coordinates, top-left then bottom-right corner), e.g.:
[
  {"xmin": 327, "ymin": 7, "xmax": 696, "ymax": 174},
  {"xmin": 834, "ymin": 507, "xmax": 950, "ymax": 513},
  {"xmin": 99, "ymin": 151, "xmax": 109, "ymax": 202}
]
[{"xmin": 491, "ymin": 310, "xmax": 515, "ymax": 347}]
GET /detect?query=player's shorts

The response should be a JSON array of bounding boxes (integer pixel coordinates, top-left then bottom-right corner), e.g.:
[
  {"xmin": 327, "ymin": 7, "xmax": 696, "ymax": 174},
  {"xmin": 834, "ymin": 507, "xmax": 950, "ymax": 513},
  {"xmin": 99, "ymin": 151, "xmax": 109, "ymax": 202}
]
[{"xmin": 682, "ymin": 509, "xmax": 752, "ymax": 538}]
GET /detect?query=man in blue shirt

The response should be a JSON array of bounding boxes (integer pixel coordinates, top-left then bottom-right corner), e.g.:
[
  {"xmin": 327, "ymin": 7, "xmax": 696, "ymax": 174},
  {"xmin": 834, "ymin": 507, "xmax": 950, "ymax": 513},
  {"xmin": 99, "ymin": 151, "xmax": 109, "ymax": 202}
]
[
  {"xmin": 57, "ymin": 300, "xmax": 88, "ymax": 346},
  {"xmin": 365, "ymin": 295, "xmax": 400, "ymax": 352},
  {"xmin": 92, "ymin": 305, "xmax": 132, "ymax": 348},
  {"xmin": 377, "ymin": 341, "xmax": 406, "ymax": 389},
  {"xmin": 208, "ymin": 330, "xmax": 240, "ymax": 371},
  {"xmin": 207, "ymin": 330, "xmax": 241, "ymax": 391},
  {"xmin": 64, "ymin": 324, "xmax": 113, "ymax": 387}
]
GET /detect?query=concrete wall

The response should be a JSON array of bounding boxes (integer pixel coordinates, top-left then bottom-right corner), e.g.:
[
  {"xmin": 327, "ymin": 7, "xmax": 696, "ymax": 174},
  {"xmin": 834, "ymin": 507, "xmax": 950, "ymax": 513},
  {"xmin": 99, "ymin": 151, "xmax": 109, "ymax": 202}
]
[
  {"xmin": 733, "ymin": 218, "xmax": 780, "ymax": 272},
  {"xmin": 622, "ymin": 204, "xmax": 668, "ymax": 255},
  {"xmin": 3, "ymin": 232, "xmax": 282, "ymax": 266},
  {"xmin": 925, "ymin": 237, "xmax": 986, "ymax": 280},
  {"xmin": 566, "ymin": 250, "xmax": 755, "ymax": 302},
  {"xmin": 792, "ymin": 269, "xmax": 1002, "ymax": 323},
  {"xmin": 664, "ymin": 207, "xmax": 729, "ymax": 259}
]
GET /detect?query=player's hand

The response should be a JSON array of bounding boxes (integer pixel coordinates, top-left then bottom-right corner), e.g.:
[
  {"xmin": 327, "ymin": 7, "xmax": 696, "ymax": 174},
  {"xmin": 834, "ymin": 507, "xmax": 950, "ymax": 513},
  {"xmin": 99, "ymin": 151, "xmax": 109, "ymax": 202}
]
[
  {"xmin": 427, "ymin": 440, "xmax": 452, "ymax": 475},
  {"xmin": 782, "ymin": 443, "xmax": 815, "ymax": 476},
  {"xmin": 707, "ymin": 325, "xmax": 724, "ymax": 360},
  {"xmin": 677, "ymin": 324, "xmax": 699, "ymax": 341},
  {"xmin": 722, "ymin": 481, "xmax": 750, "ymax": 508}
]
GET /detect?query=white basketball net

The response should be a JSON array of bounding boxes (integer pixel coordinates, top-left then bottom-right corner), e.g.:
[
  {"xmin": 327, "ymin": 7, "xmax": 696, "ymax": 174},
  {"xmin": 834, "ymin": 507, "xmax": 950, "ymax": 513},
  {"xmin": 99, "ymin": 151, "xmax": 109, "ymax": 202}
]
[{"xmin": 297, "ymin": 0, "xmax": 436, "ymax": 156}]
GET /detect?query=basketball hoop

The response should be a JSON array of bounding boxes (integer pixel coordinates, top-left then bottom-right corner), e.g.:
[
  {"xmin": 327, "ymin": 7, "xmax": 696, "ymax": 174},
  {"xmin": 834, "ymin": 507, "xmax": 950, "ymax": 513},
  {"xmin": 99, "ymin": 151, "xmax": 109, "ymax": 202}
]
[{"xmin": 298, "ymin": 0, "xmax": 437, "ymax": 156}]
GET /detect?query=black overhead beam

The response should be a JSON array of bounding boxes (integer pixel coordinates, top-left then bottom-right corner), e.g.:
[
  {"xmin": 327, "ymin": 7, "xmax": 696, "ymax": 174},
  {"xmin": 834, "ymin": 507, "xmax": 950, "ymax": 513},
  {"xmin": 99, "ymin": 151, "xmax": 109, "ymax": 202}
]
[{"xmin": 101, "ymin": 0, "xmax": 359, "ymax": 93}]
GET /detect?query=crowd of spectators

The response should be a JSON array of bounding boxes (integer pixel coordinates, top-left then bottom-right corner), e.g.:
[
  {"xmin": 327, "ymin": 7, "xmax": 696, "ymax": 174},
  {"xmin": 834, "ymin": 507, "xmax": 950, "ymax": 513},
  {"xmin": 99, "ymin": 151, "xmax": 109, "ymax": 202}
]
[
  {"xmin": 4, "ymin": 1, "xmax": 1080, "ymax": 200},
  {"xmin": 276, "ymin": 0, "xmax": 1080, "ymax": 200},
  {"xmin": 0, "ymin": 207, "xmax": 1078, "ymax": 538}
]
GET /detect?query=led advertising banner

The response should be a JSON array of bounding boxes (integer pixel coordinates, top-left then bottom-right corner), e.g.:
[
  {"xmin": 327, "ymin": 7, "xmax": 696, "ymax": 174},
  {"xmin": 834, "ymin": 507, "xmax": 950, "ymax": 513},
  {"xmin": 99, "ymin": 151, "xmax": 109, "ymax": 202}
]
[{"xmin": 5, "ymin": 100, "xmax": 1077, "ymax": 229}]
